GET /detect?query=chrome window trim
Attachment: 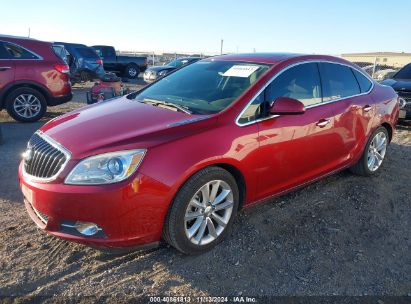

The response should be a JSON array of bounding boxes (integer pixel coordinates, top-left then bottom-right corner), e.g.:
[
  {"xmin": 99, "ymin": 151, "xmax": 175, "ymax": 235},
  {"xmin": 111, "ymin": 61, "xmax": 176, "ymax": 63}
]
[
  {"xmin": 235, "ymin": 59, "xmax": 374, "ymax": 127},
  {"xmin": 0, "ymin": 40, "xmax": 43, "ymax": 60},
  {"xmin": 22, "ymin": 131, "xmax": 71, "ymax": 183}
]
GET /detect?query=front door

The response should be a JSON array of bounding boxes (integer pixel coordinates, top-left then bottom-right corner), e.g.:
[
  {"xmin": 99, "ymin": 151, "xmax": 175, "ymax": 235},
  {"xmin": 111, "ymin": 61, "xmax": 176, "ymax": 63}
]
[{"xmin": 253, "ymin": 62, "xmax": 343, "ymax": 200}]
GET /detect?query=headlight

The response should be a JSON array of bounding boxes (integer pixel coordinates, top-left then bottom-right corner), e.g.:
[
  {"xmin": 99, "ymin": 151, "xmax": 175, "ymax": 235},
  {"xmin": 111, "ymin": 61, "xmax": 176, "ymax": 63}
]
[
  {"xmin": 65, "ymin": 149, "xmax": 146, "ymax": 185},
  {"xmin": 158, "ymin": 70, "xmax": 168, "ymax": 76}
]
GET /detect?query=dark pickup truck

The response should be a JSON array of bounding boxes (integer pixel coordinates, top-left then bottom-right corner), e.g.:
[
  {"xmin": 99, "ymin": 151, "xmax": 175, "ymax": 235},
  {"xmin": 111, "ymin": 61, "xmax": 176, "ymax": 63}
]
[{"xmin": 92, "ymin": 45, "xmax": 147, "ymax": 79}]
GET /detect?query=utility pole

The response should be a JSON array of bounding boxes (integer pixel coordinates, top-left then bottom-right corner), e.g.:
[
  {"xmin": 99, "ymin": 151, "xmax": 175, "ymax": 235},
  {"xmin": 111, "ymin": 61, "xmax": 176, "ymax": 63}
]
[
  {"xmin": 220, "ymin": 39, "xmax": 224, "ymax": 55},
  {"xmin": 28, "ymin": 28, "xmax": 30, "ymax": 38}
]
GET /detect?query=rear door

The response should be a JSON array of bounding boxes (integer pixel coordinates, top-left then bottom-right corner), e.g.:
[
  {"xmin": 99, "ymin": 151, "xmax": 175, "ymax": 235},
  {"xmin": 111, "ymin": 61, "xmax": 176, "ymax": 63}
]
[
  {"xmin": 0, "ymin": 42, "xmax": 15, "ymax": 97},
  {"xmin": 248, "ymin": 62, "xmax": 343, "ymax": 199},
  {"xmin": 318, "ymin": 62, "xmax": 374, "ymax": 163}
]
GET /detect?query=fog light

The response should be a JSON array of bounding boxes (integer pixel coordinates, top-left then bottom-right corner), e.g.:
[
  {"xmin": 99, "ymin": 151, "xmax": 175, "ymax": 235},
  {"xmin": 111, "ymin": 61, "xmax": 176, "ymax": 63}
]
[{"xmin": 74, "ymin": 221, "xmax": 101, "ymax": 236}]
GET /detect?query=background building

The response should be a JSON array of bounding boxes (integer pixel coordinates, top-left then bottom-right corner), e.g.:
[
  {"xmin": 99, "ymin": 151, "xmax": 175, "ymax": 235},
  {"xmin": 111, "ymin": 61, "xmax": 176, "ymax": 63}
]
[{"xmin": 342, "ymin": 52, "xmax": 411, "ymax": 68}]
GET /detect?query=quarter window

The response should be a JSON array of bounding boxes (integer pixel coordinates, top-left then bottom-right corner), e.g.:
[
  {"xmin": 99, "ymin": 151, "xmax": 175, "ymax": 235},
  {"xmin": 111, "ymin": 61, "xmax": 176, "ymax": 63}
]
[
  {"xmin": 266, "ymin": 62, "xmax": 322, "ymax": 107},
  {"xmin": 3, "ymin": 43, "xmax": 39, "ymax": 59},
  {"xmin": 319, "ymin": 63, "xmax": 360, "ymax": 101},
  {"xmin": 352, "ymin": 68, "xmax": 372, "ymax": 93}
]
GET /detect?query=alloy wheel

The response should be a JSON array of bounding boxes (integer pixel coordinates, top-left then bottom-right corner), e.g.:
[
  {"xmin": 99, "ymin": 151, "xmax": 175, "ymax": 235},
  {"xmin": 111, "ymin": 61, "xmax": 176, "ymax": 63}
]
[
  {"xmin": 13, "ymin": 94, "xmax": 42, "ymax": 119},
  {"xmin": 367, "ymin": 131, "xmax": 387, "ymax": 172},
  {"xmin": 128, "ymin": 68, "xmax": 137, "ymax": 77},
  {"xmin": 184, "ymin": 180, "xmax": 234, "ymax": 246}
]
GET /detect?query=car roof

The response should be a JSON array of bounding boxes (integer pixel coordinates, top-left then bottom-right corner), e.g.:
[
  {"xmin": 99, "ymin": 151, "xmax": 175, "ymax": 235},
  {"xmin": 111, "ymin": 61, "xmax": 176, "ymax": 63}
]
[
  {"xmin": 206, "ymin": 53, "xmax": 347, "ymax": 66},
  {"xmin": 54, "ymin": 42, "xmax": 88, "ymax": 48}
]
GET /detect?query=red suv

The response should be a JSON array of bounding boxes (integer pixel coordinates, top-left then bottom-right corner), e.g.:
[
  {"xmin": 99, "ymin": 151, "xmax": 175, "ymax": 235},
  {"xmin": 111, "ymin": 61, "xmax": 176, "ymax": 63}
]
[
  {"xmin": 19, "ymin": 53, "xmax": 399, "ymax": 254},
  {"xmin": 0, "ymin": 35, "xmax": 72, "ymax": 122}
]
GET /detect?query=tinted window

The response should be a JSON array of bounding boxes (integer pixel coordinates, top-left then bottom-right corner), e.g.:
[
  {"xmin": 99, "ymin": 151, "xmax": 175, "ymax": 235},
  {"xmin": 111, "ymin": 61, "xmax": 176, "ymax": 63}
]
[
  {"xmin": 3, "ymin": 43, "xmax": 38, "ymax": 59},
  {"xmin": 102, "ymin": 47, "xmax": 115, "ymax": 58},
  {"xmin": 352, "ymin": 68, "xmax": 372, "ymax": 93},
  {"xmin": 319, "ymin": 63, "xmax": 360, "ymax": 101},
  {"xmin": 76, "ymin": 47, "xmax": 98, "ymax": 58},
  {"xmin": 266, "ymin": 63, "xmax": 322, "ymax": 107},
  {"xmin": 393, "ymin": 64, "xmax": 411, "ymax": 79},
  {"xmin": 0, "ymin": 43, "xmax": 10, "ymax": 59},
  {"xmin": 238, "ymin": 91, "xmax": 266, "ymax": 124},
  {"xmin": 52, "ymin": 45, "xmax": 67, "ymax": 63}
]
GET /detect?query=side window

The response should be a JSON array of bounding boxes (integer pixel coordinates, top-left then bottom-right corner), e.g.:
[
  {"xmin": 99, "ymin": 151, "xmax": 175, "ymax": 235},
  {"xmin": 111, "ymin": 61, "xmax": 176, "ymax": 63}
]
[
  {"xmin": 0, "ymin": 43, "xmax": 10, "ymax": 59},
  {"xmin": 238, "ymin": 92, "xmax": 266, "ymax": 124},
  {"xmin": 352, "ymin": 68, "xmax": 372, "ymax": 93},
  {"xmin": 266, "ymin": 62, "xmax": 322, "ymax": 107},
  {"xmin": 319, "ymin": 63, "xmax": 360, "ymax": 102},
  {"xmin": 3, "ymin": 43, "xmax": 39, "ymax": 59}
]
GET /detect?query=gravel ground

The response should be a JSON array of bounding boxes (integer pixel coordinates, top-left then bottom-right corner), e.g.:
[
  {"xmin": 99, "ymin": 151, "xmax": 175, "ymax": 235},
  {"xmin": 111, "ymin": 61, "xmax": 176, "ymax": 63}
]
[{"xmin": 0, "ymin": 88, "xmax": 410, "ymax": 302}]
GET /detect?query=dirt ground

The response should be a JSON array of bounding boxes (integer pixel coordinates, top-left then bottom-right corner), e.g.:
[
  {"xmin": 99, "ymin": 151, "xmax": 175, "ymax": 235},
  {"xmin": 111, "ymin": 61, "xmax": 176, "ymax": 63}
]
[{"xmin": 0, "ymin": 87, "xmax": 410, "ymax": 302}]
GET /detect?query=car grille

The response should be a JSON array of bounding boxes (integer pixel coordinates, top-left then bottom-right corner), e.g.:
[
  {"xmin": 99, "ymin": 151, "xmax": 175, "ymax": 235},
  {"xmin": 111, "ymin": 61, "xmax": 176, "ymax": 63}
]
[{"xmin": 24, "ymin": 133, "xmax": 70, "ymax": 180}]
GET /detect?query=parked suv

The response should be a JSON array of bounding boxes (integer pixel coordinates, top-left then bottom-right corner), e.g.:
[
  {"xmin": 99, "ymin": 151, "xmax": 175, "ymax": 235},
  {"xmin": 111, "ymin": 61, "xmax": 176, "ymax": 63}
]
[{"xmin": 0, "ymin": 35, "xmax": 72, "ymax": 122}]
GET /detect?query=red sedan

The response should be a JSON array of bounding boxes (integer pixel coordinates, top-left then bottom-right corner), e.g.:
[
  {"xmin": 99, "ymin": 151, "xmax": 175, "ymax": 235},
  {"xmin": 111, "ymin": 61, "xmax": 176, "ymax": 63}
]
[{"xmin": 19, "ymin": 53, "xmax": 399, "ymax": 254}]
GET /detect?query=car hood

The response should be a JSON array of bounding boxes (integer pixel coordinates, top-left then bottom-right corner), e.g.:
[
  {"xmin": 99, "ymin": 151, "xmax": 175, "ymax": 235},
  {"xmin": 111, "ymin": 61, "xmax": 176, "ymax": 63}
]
[
  {"xmin": 40, "ymin": 96, "xmax": 216, "ymax": 159},
  {"xmin": 146, "ymin": 66, "xmax": 175, "ymax": 72},
  {"xmin": 381, "ymin": 79, "xmax": 411, "ymax": 91}
]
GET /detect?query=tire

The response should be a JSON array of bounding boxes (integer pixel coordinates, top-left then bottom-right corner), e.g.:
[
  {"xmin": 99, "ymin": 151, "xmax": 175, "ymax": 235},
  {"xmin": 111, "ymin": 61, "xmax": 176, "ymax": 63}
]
[
  {"xmin": 350, "ymin": 126, "xmax": 389, "ymax": 176},
  {"xmin": 80, "ymin": 70, "xmax": 90, "ymax": 82},
  {"xmin": 163, "ymin": 166, "xmax": 240, "ymax": 255},
  {"xmin": 5, "ymin": 87, "xmax": 47, "ymax": 122},
  {"xmin": 125, "ymin": 64, "xmax": 139, "ymax": 79}
]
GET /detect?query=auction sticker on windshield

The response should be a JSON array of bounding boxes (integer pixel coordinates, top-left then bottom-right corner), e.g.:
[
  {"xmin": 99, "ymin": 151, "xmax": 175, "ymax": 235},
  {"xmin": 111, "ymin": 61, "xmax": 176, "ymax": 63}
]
[{"xmin": 223, "ymin": 65, "xmax": 260, "ymax": 77}]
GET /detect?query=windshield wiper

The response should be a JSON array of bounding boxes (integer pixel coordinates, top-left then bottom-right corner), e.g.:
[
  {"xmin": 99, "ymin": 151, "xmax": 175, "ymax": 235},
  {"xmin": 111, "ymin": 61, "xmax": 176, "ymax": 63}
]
[{"xmin": 140, "ymin": 98, "xmax": 192, "ymax": 114}]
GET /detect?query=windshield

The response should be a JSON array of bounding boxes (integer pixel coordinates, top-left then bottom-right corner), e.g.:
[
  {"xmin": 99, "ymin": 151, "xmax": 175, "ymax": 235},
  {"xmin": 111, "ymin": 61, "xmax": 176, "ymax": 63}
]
[
  {"xmin": 393, "ymin": 64, "xmax": 411, "ymax": 79},
  {"xmin": 134, "ymin": 60, "xmax": 271, "ymax": 114},
  {"xmin": 167, "ymin": 59, "xmax": 186, "ymax": 67}
]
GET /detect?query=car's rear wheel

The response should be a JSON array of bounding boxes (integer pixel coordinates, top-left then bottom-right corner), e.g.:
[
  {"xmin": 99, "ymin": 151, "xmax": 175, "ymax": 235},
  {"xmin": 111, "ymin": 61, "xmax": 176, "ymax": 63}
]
[
  {"xmin": 163, "ymin": 166, "xmax": 239, "ymax": 255},
  {"xmin": 125, "ymin": 64, "xmax": 139, "ymax": 79},
  {"xmin": 5, "ymin": 87, "xmax": 47, "ymax": 122},
  {"xmin": 350, "ymin": 126, "xmax": 389, "ymax": 176}
]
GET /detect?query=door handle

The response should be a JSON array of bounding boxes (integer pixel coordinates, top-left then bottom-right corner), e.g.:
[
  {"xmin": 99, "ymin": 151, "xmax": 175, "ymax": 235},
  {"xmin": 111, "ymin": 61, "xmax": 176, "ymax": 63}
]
[
  {"xmin": 363, "ymin": 105, "xmax": 372, "ymax": 112},
  {"xmin": 0, "ymin": 67, "xmax": 12, "ymax": 71},
  {"xmin": 316, "ymin": 119, "xmax": 330, "ymax": 128}
]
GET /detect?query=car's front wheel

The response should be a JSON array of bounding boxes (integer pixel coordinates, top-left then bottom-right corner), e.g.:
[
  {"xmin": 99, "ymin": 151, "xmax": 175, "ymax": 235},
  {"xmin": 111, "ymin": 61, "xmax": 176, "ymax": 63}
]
[
  {"xmin": 350, "ymin": 126, "xmax": 389, "ymax": 176},
  {"xmin": 163, "ymin": 166, "xmax": 239, "ymax": 255}
]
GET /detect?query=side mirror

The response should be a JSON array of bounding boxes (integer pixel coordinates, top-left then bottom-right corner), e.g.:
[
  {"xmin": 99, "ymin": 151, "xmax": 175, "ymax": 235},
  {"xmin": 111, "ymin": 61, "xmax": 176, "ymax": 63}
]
[{"xmin": 269, "ymin": 97, "xmax": 305, "ymax": 115}]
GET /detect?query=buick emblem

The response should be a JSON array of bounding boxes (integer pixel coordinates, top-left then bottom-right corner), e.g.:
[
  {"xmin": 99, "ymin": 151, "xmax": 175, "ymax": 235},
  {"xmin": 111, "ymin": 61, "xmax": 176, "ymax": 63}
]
[{"xmin": 23, "ymin": 148, "xmax": 33, "ymax": 162}]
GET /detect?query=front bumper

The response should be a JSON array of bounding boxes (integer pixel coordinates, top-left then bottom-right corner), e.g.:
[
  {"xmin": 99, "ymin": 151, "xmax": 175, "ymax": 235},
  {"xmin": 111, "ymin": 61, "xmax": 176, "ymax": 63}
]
[
  {"xmin": 19, "ymin": 163, "xmax": 171, "ymax": 248},
  {"xmin": 143, "ymin": 71, "xmax": 157, "ymax": 83}
]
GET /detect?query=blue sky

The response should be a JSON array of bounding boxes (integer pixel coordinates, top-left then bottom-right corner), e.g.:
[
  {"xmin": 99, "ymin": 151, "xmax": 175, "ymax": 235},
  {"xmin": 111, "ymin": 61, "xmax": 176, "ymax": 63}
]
[{"xmin": 1, "ymin": 0, "xmax": 410, "ymax": 55}]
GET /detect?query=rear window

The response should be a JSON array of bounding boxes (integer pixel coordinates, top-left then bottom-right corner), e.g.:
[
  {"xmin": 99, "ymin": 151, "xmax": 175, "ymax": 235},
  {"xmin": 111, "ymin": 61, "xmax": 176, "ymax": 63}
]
[
  {"xmin": 3, "ymin": 42, "xmax": 39, "ymax": 59},
  {"xmin": 352, "ymin": 68, "xmax": 372, "ymax": 93},
  {"xmin": 76, "ymin": 47, "xmax": 98, "ymax": 58},
  {"xmin": 52, "ymin": 45, "xmax": 67, "ymax": 63}
]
